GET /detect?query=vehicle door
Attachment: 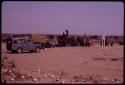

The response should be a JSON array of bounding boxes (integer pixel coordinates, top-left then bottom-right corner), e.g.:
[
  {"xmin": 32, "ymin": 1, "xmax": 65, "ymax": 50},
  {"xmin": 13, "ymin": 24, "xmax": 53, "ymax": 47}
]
[
  {"xmin": 27, "ymin": 40, "xmax": 34, "ymax": 50},
  {"xmin": 23, "ymin": 39, "xmax": 30, "ymax": 50},
  {"xmin": 20, "ymin": 39, "xmax": 27, "ymax": 50}
]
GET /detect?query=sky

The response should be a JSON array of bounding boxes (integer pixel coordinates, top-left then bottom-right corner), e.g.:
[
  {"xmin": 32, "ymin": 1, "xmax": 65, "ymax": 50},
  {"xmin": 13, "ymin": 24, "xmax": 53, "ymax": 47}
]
[{"xmin": 2, "ymin": 1, "xmax": 124, "ymax": 35}]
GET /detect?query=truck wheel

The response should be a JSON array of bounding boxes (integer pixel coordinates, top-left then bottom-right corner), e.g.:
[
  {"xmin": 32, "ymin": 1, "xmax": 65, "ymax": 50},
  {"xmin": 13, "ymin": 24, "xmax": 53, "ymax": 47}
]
[
  {"xmin": 11, "ymin": 50, "xmax": 15, "ymax": 53},
  {"xmin": 17, "ymin": 48, "xmax": 22, "ymax": 54},
  {"xmin": 35, "ymin": 47, "xmax": 40, "ymax": 53}
]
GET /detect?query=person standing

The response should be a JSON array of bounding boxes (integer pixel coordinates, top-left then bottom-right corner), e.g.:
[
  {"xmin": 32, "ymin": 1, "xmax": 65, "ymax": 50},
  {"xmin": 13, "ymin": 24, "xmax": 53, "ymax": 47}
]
[
  {"xmin": 101, "ymin": 34, "xmax": 106, "ymax": 47},
  {"xmin": 65, "ymin": 30, "xmax": 69, "ymax": 37}
]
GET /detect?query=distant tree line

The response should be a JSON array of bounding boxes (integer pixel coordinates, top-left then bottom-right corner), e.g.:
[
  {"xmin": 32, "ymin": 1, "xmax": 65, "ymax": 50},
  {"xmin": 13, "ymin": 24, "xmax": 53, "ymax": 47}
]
[{"xmin": 2, "ymin": 34, "xmax": 124, "ymax": 46}]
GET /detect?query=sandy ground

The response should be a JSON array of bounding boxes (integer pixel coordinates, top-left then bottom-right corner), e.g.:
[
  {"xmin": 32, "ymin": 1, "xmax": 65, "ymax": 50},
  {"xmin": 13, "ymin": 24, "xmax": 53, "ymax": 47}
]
[{"xmin": 1, "ymin": 43, "xmax": 124, "ymax": 84}]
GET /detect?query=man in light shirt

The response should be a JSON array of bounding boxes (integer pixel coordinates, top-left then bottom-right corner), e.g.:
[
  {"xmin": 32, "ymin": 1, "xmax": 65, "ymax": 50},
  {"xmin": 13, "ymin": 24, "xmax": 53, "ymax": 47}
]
[{"xmin": 102, "ymin": 34, "xmax": 105, "ymax": 47}]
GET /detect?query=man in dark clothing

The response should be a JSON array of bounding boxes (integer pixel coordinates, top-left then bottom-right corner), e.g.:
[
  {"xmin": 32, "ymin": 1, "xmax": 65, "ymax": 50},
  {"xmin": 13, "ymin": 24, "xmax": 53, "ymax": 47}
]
[{"xmin": 65, "ymin": 30, "xmax": 69, "ymax": 37}]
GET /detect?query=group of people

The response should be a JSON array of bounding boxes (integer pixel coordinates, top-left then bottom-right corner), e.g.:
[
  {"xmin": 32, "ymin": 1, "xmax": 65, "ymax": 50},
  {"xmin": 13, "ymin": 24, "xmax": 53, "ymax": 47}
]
[
  {"xmin": 46, "ymin": 30, "xmax": 93, "ymax": 48},
  {"xmin": 46, "ymin": 30, "xmax": 115, "ymax": 48}
]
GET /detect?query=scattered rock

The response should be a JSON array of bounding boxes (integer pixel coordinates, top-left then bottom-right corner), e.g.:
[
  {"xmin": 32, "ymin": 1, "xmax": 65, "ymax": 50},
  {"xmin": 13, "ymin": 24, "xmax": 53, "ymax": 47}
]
[
  {"xmin": 1, "ymin": 68, "xmax": 4, "ymax": 72},
  {"xmin": 55, "ymin": 78, "xmax": 59, "ymax": 82},
  {"xmin": 4, "ymin": 68, "xmax": 8, "ymax": 73},
  {"xmin": 38, "ymin": 75, "xmax": 42, "ymax": 80},
  {"xmin": 21, "ymin": 75, "xmax": 26, "ymax": 79},
  {"xmin": 50, "ymin": 74, "xmax": 54, "ymax": 79},
  {"xmin": 10, "ymin": 73, "xmax": 14, "ymax": 76},
  {"xmin": 43, "ymin": 74, "xmax": 48, "ymax": 78},
  {"xmin": 10, "ymin": 77, "xmax": 15, "ymax": 81},
  {"xmin": 37, "ymin": 69, "xmax": 41, "ymax": 74},
  {"xmin": 26, "ymin": 74, "xmax": 32, "ymax": 78},
  {"xmin": 32, "ymin": 78, "xmax": 38, "ymax": 82},
  {"xmin": 61, "ymin": 81, "xmax": 65, "ymax": 84},
  {"xmin": 12, "ymin": 75, "xmax": 16, "ymax": 78},
  {"xmin": 82, "ymin": 79, "xmax": 87, "ymax": 82},
  {"xmin": 104, "ymin": 77, "xmax": 108, "ymax": 81},
  {"xmin": 111, "ymin": 78, "xmax": 120, "ymax": 82}
]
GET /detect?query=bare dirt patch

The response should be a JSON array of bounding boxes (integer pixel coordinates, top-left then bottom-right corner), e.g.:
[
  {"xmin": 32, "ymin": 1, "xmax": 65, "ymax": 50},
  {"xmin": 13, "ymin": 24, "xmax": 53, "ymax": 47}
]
[{"xmin": 1, "ymin": 43, "xmax": 123, "ymax": 84}]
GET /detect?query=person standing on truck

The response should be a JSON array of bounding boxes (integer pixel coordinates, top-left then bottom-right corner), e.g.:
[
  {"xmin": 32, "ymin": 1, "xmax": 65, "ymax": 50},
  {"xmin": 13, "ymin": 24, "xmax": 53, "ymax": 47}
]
[{"xmin": 65, "ymin": 30, "xmax": 69, "ymax": 37}]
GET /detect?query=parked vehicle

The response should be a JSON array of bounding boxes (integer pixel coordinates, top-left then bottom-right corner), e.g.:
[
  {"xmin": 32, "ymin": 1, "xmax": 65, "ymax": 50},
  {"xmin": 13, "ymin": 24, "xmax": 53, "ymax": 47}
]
[{"xmin": 6, "ymin": 37, "xmax": 41, "ymax": 54}]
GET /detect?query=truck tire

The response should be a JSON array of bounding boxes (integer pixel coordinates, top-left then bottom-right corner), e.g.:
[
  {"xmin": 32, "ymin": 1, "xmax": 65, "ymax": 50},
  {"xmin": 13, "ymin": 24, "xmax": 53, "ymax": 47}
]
[
  {"xmin": 17, "ymin": 48, "xmax": 22, "ymax": 54},
  {"xmin": 11, "ymin": 50, "xmax": 16, "ymax": 53},
  {"xmin": 35, "ymin": 47, "xmax": 40, "ymax": 53}
]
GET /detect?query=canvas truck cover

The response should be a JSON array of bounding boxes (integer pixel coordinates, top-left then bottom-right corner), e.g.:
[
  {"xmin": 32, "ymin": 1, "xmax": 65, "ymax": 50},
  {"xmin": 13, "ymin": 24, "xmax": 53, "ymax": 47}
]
[{"xmin": 31, "ymin": 34, "xmax": 48, "ymax": 43}]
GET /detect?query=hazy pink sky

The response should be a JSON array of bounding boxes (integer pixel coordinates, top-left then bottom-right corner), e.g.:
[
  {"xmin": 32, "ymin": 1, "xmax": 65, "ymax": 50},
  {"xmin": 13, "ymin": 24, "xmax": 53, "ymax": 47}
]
[{"xmin": 2, "ymin": 1, "xmax": 124, "ymax": 35}]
